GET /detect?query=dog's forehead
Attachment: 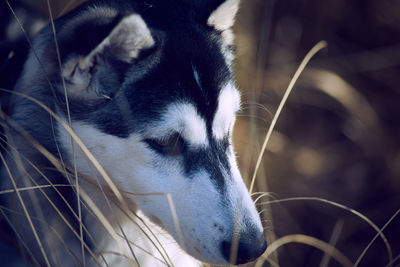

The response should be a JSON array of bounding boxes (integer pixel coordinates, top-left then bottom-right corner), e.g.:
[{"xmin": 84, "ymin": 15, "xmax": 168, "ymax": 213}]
[
  {"xmin": 168, "ymin": 33, "xmax": 239, "ymax": 139},
  {"xmin": 124, "ymin": 22, "xmax": 237, "ymax": 132},
  {"xmin": 84, "ymin": 7, "xmax": 239, "ymax": 140}
]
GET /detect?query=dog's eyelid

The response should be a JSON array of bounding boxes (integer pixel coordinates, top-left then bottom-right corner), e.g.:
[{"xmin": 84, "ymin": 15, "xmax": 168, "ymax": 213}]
[
  {"xmin": 160, "ymin": 132, "xmax": 183, "ymax": 145},
  {"xmin": 157, "ymin": 131, "xmax": 184, "ymax": 142},
  {"xmin": 144, "ymin": 132, "xmax": 186, "ymax": 156}
]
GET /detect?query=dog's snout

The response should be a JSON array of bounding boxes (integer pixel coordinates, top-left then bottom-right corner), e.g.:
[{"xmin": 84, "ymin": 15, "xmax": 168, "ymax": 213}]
[{"xmin": 221, "ymin": 233, "xmax": 267, "ymax": 264}]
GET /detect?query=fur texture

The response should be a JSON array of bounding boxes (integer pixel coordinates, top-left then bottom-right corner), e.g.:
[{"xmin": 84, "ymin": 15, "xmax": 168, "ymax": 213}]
[{"xmin": 0, "ymin": 0, "xmax": 267, "ymax": 266}]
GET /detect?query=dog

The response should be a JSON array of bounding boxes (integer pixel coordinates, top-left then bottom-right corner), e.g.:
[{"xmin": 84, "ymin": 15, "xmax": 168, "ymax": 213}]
[{"xmin": 0, "ymin": 0, "xmax": 267, "ymax": 265}]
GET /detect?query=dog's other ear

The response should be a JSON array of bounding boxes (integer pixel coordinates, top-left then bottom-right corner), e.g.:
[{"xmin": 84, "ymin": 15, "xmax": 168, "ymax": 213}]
[
  {"xmin": 206, "ymin": 0, "xmax": 239, "ymax": 61},
  {"xmin": 207, "ymin": 0, "xmax": 240, "ymax": 31},
  {"xmin": 60, "ymin": 12, "xmax": 154, "ymax": 99}
]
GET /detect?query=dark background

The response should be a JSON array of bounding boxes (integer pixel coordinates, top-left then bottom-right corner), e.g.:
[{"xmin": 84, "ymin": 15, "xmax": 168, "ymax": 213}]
[
  {"xmin": 234, "ymin": 0, "xmax": 400, "ymax": 266},
  {"xmin": 1, "ymin": 0, "xmax": 399, "ymax": 266}
]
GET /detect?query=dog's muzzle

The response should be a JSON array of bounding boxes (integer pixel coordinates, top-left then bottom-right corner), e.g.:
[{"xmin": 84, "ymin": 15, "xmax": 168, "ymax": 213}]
[{"xmin": 220, "ymin": 229, "xmax": 267, "ymax": 264}]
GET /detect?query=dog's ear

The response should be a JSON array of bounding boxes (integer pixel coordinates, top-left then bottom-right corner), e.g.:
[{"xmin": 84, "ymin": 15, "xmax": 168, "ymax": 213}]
[
  {"xmin": 59, "ymin": 12, "xmax": 154, "ymax": 100},
  {"xmin": 207, "ymin": 0, "xmax": 240, "ymax": 31}
]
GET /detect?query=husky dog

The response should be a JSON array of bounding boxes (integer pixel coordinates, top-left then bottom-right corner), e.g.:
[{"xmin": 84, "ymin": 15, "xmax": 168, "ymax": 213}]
[{"xmin": 0, "ymin": 0, "xmax": 267, "ymax": 265}]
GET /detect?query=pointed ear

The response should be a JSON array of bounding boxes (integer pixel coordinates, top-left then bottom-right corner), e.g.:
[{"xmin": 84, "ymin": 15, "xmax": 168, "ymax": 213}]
[
  {"xmin": 61, "ymin": 13, "xmax": 154, "ymax": 99},
  {"xmin": 207, "ymin": 0, "xmax": 240, "ymax": 31}
]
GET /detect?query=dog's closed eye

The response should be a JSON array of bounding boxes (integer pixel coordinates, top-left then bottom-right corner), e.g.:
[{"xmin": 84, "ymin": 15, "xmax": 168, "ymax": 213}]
[{"xmin": 144, "ymin": 133, "xmax": 185, "ymax": 156}]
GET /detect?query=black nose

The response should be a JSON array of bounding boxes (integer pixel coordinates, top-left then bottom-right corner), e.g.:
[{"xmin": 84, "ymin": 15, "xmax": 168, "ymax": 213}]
[{"xmin": 221, "ymin": 234, "xmax": 267, "ymax": 264}]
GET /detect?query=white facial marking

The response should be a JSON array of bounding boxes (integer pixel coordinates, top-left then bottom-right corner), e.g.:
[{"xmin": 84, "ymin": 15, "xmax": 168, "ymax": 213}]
[
  {"xmin": 212, "ymin": 82, "xmax": 241, "ymax": 139},
  {"xmin": 102, "ymin": 212, "xmax": 201, "ymax": 267},
  {"xmin": 147, "ymin": 102, "xmax": 208, "ymax": 146},
  {"xmin": 57, "ymin": 106, "xmax": 264, "ymax": 264},
  {"xmin": 58, "ymin": 121, "xmax": 151, "ymax": 187},
  {"xmin": 207, "ymin": 0, "xmax": 240, "ymax": 31}
]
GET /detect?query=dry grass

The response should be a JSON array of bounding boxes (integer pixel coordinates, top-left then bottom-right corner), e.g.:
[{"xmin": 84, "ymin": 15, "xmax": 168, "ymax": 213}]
[{"xmin": 0, "ymin": 0, "xmax": 399, "ymax": 266}]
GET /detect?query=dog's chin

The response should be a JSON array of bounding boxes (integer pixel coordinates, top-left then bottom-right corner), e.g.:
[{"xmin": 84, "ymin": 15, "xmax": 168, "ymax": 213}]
[
  {"xmin": 144, "ymin": 221, "xmax": 228, "ymax": 264},
  {"xmin": 182, "ymin": 246, "xmax": 229, "ymax": 266}
]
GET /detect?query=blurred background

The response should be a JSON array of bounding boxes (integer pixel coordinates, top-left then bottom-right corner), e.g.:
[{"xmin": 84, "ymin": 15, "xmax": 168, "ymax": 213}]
[
  {"xmin": 234, "ymin": 0, "xmax": 400, "ymax": 266},
  {"xmin": 1, "ymin": 0, "xmax": 399, "ymax": 266}
]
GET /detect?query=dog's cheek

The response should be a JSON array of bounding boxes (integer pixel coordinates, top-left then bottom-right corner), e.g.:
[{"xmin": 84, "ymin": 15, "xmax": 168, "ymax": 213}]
[{"xmin": 127, "ymin": 158, "xmax": 184, "ymax": 222}]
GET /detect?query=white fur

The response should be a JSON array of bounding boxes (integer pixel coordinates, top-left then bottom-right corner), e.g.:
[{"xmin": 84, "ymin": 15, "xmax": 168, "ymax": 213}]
[
  {"xmin": 212, "ymin": 82, "xmax": 241, "ymax": 139},
  {"xmin": 207, "ymin": 0, "xmax": 239, "ymax": 65},
  {"xmin": 58, "ymin": 121, "xmax": 201, "ymax": 265},
  {"xmin": 58, "ymin": 120, "xmax": 222, "ymax": 263},
  {"xmin": 227, "ymin": 151, "xmax": 263, "ymax": 232},
  {"xmin": 207, "ymin": 0, "xmax": 240, "ymax": 31},
  {"xmin": 92, "ymin": 14, "xmax": 154, "ymax": 63},
  {"xmin": 57, "ymin": 93, "xmax": 261, "ymax": 265},
  {"xmin": 146, "ymin": 102, "xmax": 208, "ymax": 147},
  {"xmin": 101, "ymin": 211, "xmax": 200, "ymax": 267}
]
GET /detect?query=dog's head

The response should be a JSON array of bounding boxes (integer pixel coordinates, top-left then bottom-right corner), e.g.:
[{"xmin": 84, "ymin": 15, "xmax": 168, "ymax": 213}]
[{"xmin": 47, "ymin": 0, "xmax": 267, "ymax": 264}]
